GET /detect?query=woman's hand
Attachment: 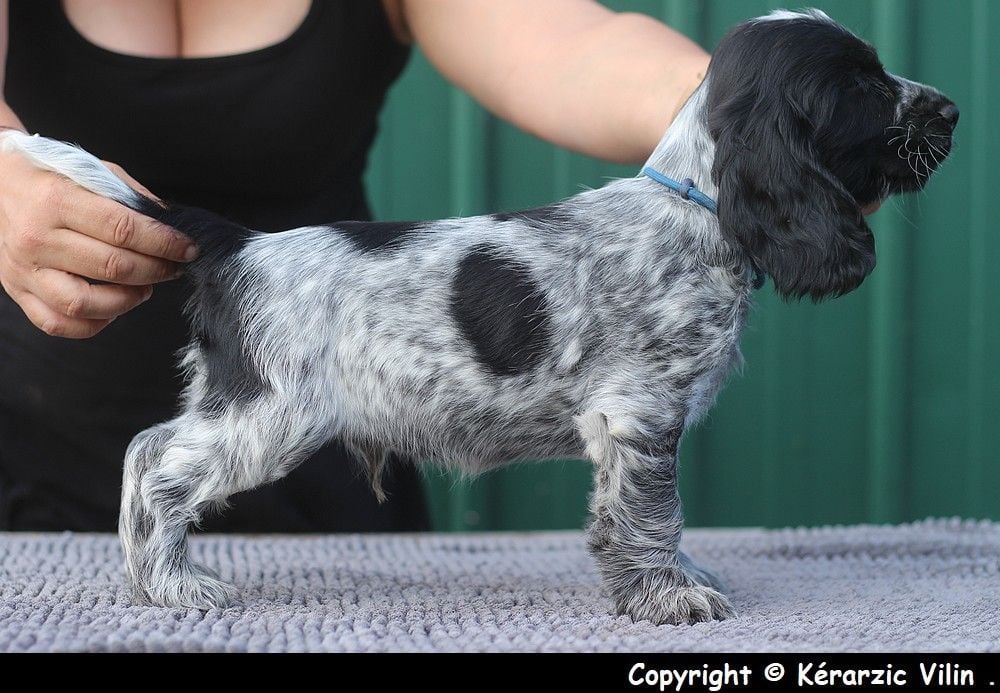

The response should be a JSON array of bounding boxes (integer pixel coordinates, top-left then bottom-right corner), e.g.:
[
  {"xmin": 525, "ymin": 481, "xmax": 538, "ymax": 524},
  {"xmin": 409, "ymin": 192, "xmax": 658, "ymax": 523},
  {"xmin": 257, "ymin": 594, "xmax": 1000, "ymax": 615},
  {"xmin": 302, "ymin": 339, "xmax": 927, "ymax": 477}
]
[{"xmin": 0, "ymin": 144, "xmax": 197, "ymax": 338}]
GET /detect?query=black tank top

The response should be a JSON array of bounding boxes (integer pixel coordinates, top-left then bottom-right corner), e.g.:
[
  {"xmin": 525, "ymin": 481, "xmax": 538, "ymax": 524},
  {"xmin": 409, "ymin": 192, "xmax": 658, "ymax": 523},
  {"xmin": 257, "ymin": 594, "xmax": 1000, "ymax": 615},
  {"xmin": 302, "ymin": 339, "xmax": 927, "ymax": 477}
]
[{"xmin": 0, "ymin": 0, "xmax": 428, "ymax": 531}]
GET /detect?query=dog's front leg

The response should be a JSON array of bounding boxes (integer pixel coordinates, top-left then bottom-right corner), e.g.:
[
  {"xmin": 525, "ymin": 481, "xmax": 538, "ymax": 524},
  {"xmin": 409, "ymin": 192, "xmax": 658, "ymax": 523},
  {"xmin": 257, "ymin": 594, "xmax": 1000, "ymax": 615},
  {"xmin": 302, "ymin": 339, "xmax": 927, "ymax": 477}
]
[{"xmin": 577, "ymin": 410, "xmax": 735, "ymax": 625}]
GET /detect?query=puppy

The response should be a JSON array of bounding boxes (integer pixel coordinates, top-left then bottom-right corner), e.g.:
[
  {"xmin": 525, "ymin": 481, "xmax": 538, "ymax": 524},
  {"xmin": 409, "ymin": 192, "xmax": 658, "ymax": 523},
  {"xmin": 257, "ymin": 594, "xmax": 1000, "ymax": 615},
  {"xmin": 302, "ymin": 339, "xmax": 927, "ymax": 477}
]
[{"xmin": 1, "ymin": 9, "xmax": 956, "ymax": 624}]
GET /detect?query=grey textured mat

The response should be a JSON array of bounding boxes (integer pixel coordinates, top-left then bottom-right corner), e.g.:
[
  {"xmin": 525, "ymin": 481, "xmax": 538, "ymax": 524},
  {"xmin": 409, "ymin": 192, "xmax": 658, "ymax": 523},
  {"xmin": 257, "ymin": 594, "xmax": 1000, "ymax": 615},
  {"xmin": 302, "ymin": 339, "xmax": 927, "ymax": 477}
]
[{"xmin": 1, "ymin": 519, "xmax": 998, "ymax": 652}]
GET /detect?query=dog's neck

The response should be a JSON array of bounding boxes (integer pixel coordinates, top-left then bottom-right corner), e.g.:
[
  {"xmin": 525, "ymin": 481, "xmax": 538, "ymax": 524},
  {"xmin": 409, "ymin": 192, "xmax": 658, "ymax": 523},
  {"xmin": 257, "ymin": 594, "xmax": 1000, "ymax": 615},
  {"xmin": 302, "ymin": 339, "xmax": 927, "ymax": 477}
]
[
  {"xmin": 637, "ymin": 79, "xmax": 764, "ymax": 287},
  {"xmin": 642, "ymin": 79, "xmax": 717, "ymax": 201}
]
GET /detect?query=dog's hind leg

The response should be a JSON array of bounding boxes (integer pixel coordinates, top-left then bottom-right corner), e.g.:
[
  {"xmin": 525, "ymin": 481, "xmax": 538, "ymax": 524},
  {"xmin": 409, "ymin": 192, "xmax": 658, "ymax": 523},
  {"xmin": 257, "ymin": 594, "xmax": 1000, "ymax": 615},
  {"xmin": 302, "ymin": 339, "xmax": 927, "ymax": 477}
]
[
  {"xmin": 576, "ymin": 408, "xmax": 736, "ymax": 625},
  {"xmin": 118, "ymin": 422, "xmax": 209, "ymax": 605},
  {"xmin": 120, "ymin": 400, "xmax": 329, "ymax": 609},
  {"xmin": 120, "ymin": 414, "xmax": 241, "ymax": 609}
]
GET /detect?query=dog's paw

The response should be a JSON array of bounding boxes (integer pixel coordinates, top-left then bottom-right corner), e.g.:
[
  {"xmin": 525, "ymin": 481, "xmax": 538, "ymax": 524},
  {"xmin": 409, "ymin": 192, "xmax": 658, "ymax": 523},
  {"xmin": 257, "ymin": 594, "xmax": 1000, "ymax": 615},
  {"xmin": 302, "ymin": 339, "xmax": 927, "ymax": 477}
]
[
  {"xmin": 677, "ymin": 550, "xmax": 728, "ymax": 592},
  {"xmin": 614, "ymin": 568, "xmax": 736, "ymax": 625},
  {"xmin": 139, "ymin": 565, "xmax": 240, "ymax": 610},
  {"xmin": 620, "ymin": 584, "xmax": 736, "ymax": 625}
]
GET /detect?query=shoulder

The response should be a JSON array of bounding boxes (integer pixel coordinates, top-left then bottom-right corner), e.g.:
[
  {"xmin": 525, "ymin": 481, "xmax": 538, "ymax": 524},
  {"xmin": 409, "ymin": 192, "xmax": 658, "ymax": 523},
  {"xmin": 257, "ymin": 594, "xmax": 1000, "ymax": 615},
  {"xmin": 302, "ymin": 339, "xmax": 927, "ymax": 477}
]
[{"xmin": 381, "ymin": 0, "xmax": 412, "ymax": 44}]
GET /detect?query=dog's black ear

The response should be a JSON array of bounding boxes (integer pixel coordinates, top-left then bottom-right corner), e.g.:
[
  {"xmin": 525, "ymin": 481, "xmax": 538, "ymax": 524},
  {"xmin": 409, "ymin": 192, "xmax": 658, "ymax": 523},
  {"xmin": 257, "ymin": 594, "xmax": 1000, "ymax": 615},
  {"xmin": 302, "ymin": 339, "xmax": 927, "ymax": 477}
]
[
  {"xmin": 706, "ymin": 21, "xmax": 877, "ymax": 301},
  {"xmin": 711, "ymin": 118, "xmax": 876, "ymax": 301}
]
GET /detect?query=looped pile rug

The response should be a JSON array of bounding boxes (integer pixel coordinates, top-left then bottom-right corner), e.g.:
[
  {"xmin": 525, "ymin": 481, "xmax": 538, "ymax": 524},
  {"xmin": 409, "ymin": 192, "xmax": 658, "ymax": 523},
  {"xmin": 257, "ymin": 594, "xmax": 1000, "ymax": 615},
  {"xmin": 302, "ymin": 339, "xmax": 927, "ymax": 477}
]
[{"xmin": 1, "ymin": 518, "xmax": 997, "ymax": 652}]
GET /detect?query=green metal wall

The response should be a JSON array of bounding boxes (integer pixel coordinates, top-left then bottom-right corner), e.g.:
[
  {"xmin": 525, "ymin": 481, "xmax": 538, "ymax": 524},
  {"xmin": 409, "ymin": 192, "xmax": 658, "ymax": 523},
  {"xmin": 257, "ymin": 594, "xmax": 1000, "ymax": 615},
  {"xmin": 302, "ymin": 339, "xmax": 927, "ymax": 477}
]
[{"xmin": 364, "ymin": 0, "xmax": 999, "ymax": 531}]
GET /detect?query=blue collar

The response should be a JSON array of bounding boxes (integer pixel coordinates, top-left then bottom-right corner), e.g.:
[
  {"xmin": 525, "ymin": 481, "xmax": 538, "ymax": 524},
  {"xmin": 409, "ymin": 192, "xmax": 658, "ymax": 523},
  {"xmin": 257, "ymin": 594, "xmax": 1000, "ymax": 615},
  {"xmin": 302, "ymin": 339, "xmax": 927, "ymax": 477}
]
[
  {"xmin": 642, "ymin": 166, "xmax": 766, "ymax": 290},
  {"xmin": 642, "ymin": 166, "xmax": 718, "ymax": 214}
]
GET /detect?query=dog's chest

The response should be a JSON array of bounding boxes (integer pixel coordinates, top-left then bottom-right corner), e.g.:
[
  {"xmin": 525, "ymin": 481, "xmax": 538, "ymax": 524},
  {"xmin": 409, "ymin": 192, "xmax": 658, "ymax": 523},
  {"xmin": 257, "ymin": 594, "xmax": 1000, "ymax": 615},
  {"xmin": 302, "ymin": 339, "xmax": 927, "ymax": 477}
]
[
  {"xmin": 672, "ymin": 281, "xmax": 751, "ymax": 428},
  {"xmin": 683, "ymin": 347, "xmax": 741, "ymax": 428}
]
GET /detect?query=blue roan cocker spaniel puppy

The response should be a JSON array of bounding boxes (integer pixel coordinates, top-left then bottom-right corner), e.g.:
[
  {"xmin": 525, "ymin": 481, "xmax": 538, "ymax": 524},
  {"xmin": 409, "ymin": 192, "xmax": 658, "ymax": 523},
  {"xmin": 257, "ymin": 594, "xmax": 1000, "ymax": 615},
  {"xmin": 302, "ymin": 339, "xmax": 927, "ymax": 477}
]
[{"xmin": 1, "ymin": 10, "xmax": 957, "ymax": 624}]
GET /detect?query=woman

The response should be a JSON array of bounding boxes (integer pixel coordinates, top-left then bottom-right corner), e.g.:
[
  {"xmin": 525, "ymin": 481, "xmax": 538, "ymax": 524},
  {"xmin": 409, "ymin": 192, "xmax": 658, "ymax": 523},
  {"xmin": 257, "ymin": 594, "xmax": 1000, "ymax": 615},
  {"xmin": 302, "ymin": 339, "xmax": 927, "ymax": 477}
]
[{"xmin": 0, "ymin": 0, "xmax": 709, "ymax": 531}]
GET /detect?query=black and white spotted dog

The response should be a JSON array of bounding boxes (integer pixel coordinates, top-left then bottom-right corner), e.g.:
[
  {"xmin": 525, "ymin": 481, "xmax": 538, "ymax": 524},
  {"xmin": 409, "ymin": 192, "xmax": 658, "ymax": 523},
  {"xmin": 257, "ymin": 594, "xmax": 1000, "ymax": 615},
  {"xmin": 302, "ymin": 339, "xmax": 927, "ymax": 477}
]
[{"xmin": 2, "ymin": 10, "xmax": 956, "ymax": 624}]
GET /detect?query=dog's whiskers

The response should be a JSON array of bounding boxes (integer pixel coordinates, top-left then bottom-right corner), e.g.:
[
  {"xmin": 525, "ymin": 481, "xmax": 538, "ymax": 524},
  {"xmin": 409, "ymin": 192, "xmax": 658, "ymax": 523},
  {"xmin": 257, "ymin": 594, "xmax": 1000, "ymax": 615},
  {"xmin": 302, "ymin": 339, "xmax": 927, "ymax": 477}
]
[
  {"xmin": 924, "ymin": 138, "xmax": 943, "ymax": 167},
  {"xmin": 927, "ymin": 141, "xmax": 950, "ymax": 162}
]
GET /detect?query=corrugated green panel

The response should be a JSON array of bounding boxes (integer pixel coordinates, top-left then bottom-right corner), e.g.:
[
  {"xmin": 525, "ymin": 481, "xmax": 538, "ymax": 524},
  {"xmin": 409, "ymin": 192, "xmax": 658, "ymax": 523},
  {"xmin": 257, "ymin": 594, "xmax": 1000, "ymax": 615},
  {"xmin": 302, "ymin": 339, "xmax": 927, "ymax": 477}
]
[
  {"xmin": 909, "ymin": 0, "xmax": 1000, "ymax": 519},
  {"xmin": 364, "ymin": 1, "xmax": 998, "ymax": 531},
  {"xmin": 965, "ymin": 0, "xmax": 1000, "ymax": 517},
  {"xmin": 866, "ymin": 0, "xmax": 915, "ymax": 523}
]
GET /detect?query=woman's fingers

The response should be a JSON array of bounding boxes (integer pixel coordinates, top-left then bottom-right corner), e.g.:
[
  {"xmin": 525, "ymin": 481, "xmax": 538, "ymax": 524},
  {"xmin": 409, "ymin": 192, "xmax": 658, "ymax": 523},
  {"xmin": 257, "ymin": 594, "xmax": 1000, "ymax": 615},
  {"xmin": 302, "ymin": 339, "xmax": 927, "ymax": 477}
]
[
  {"xmin": 28, "ymin": 267, "xmax": 153, "ymax": 320},
  {"xmin": 7, "ymin": 283, "xmax": 118, "ymax": 339},
  {"xmin": 54, "ymin": 183, "xmax": 196, "ymax": 263},
  {"xmin": 31, "ymin": 226, "xmax": 182, "ymax": 285}
]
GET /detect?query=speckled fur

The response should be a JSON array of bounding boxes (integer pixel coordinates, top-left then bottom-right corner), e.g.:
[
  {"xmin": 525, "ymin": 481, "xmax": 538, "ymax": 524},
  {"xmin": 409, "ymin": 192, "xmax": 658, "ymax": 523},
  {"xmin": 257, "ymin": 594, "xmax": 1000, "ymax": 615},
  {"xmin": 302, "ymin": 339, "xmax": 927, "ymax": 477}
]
[{"xmin": 1, "ymin": 85, "xmax": 746, "ymax": 622}]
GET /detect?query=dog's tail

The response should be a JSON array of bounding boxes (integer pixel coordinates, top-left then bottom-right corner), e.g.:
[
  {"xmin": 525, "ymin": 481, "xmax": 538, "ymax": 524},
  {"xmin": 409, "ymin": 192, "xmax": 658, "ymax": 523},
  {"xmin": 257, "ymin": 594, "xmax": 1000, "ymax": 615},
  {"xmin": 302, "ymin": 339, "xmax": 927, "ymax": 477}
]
[{"xmin": 0, "ymin": 131, "xmax": 254, "ymax": 273}]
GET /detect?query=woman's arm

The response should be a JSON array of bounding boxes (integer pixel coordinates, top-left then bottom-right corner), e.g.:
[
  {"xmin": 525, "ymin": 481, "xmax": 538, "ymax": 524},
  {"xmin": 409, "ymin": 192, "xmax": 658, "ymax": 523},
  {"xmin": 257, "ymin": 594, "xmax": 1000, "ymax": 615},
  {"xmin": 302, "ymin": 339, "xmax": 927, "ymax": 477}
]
[{"xmin": 398, "ymin": 0, "xmax": 710, "ymax": 164}]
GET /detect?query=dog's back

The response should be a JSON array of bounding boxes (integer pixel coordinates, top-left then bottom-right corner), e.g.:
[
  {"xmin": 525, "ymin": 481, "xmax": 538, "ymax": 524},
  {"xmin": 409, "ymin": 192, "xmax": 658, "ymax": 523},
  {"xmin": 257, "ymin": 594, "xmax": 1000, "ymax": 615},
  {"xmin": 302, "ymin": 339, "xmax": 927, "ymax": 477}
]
[{"xmin": 0, "ymin": 130, "xmax": 602, "ymax": 467}]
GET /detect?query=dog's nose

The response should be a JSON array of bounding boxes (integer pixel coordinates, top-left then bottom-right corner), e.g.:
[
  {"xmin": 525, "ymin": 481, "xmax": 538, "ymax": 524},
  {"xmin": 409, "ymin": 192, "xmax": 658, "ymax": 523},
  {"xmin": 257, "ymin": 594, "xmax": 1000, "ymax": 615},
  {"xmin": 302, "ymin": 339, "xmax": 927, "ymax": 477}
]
[{"xmin": 939, "ymin": 102, "xmax": 959, "ymax": 128}]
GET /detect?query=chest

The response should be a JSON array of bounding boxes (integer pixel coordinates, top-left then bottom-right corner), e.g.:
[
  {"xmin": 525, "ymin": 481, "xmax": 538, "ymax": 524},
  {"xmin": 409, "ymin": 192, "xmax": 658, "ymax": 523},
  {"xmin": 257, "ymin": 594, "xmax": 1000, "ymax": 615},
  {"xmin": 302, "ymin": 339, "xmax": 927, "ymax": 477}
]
[{"xmin": 60, "ymin": 0, "xmax": 312, "ymax": 58}]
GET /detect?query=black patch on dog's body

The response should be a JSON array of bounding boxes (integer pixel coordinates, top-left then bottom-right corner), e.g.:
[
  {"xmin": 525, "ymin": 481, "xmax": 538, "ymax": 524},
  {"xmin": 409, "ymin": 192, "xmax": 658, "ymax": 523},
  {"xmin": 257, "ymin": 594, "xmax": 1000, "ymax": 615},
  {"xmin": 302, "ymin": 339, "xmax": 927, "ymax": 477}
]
[
  {"xmin": 130, "ymin": 199, "xmax": 266, "ymax": 414},
  {"xmin": 335, "ymin": 220, "xmax": 422, "ymax": 253},
  {"xmin": 492, "ymin": 205, "xmax": 572, "ymax": 230},
  {"xmin": 190, "ymin": 272, "xmax": 268, "ymax": 415},
  {"xmin": 451, "ymin": 244, "xmax": 552, "ymax": 377}
]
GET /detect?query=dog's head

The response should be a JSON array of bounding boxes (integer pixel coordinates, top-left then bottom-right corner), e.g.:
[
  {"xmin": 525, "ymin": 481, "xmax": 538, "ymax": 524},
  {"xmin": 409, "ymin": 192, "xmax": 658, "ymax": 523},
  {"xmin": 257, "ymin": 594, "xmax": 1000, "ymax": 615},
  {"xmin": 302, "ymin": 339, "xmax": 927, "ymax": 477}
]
[{"xmin": 706, "ymin": 9, "xmax": 957, "ymax": 300}]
